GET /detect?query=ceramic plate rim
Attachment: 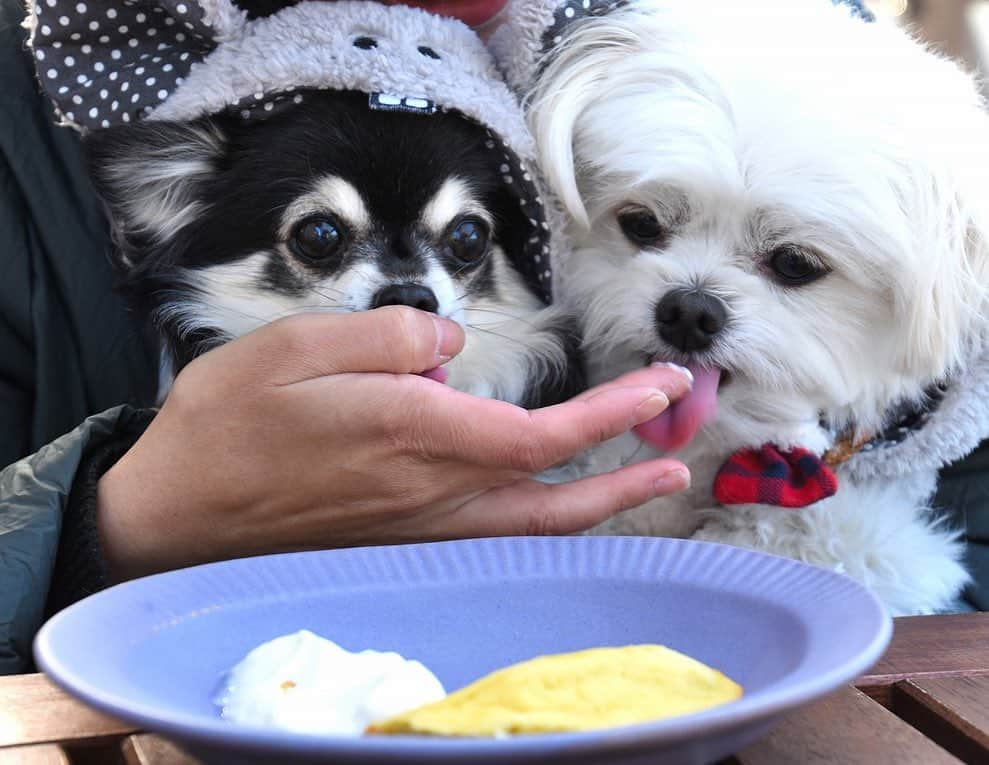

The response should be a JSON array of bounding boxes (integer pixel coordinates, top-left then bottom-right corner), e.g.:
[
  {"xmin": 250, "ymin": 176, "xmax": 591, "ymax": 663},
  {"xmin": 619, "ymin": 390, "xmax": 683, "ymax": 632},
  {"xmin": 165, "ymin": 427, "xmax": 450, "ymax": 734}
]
[{"xmin": 35, "ymin": 537, "xmax": 892, "ymax": 759}]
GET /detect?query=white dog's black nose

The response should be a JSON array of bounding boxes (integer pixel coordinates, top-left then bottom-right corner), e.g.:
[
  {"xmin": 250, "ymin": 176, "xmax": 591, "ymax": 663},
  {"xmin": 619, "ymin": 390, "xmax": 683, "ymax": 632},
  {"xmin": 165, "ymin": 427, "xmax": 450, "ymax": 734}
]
[
  {"xmin": 655, "ymin": 289, "xmax": 727, "ymax": 352},
  {"xmin": 372, "ymin": 283, "xmax": 440, "ymax": 314}
]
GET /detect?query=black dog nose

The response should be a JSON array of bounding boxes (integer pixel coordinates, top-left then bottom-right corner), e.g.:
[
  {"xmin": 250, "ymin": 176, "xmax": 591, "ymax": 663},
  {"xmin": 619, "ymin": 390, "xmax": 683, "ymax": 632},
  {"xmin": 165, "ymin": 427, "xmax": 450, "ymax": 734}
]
[
  {"xmin": 655, "ymin": 289, "xmax": 728, "ymax": 352},
  {"xmin": 371, "ymin": 283, "xmax": 440, "ymax": 314}
]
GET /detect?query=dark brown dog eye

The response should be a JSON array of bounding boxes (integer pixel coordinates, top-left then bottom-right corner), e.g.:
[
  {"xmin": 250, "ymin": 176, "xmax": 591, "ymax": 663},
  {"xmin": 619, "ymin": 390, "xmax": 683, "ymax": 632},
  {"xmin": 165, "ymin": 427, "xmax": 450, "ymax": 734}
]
[
  {"xmin": 418, "ymin": 46, "xmax": 441, "ymax": 59},
  {"xmin": 768, "ymin": 245, "xmax": 829, "ymax": 286},
  {"xmin": 291, "ymin": 217, "xmax": 344, "ymax": 262},
  {"xmin": 353, "ymin": 36, "xmax": 377, "ymax": 50},
  {"xmin": 618, "ymin": 207, "xmax": 667, "ymax": 247},
  {"xmin": 448, "ymin": 217, "xmax": 489, "ymax": 263}
]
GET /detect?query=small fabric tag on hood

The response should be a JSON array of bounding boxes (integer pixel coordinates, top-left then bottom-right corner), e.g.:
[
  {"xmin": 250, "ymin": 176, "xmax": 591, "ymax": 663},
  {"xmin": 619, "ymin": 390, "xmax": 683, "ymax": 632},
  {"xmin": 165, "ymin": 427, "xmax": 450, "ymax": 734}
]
[{"xmin": 369, "ymin": 93, "xmax": 439, "ymax": 115}]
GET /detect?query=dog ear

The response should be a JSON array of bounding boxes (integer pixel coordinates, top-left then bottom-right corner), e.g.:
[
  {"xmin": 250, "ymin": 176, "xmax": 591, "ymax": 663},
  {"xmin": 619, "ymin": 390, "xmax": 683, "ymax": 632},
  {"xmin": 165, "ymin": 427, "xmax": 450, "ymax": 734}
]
[
  {"xmin": 891, "ymin": 60, "xmax": 989, "ymax": 379},
  {"xmin": 526, "ymin": 18, "xmax": 643, "ymax": 229},
  {"xmin": 900, "ymin": 178, "xmax": 989, "ymax": 379},
  {"xmin": 876, "ymin": 30, "xmax": 989, "ymax": 375},
  {"xmin": 84, "ymin": 120, "xmax": 225, "ymax": 271}
]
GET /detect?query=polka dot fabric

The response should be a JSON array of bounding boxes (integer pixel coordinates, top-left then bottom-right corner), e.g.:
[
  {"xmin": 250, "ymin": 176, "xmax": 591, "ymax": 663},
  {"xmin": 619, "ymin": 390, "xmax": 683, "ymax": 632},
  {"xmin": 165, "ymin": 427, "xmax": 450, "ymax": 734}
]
[
  {"xmin": 483, "ymin": 130, "xmax": 553, "ymax": 301},
  {"xmin": 538, "ymin": 0, "xmax": 872, "ymax": 53},
  {"xmin": 28, "ymin": 0, "xmax": 225, "ymax": 130},
  {"xmin": 541, "ymin": 0, "xmax": 627, "ymax": 53},
  {"xmin": 26, "ymin": 0, "xmax": 563, "ymax": 303}
]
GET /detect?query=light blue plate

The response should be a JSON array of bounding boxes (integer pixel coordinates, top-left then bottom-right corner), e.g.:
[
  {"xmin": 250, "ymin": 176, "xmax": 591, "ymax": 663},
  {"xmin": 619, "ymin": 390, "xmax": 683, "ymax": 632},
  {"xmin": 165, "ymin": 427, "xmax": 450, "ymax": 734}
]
[{"xmin": 35, "ymin": 537, "xmax": 891, "ymax": 764}]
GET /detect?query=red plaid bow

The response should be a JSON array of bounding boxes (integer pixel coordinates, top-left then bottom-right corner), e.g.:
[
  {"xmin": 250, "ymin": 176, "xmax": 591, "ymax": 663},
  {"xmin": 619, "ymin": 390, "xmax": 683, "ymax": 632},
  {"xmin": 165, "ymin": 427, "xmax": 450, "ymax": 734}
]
[{"xmin": 713, "ymin": 445, "xmax": 838, "ymax": 508}]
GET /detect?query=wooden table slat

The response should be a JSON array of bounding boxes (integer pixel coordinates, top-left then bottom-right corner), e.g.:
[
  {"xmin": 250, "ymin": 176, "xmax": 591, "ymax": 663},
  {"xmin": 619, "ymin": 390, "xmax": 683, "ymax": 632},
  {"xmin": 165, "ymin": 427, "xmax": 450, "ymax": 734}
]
[
  {"xmin": 891, "ymin": 675, "xmax": 989, "ymax": 764},
  {"xmin": 732, "ymin": 686, "xmax": 962, "ymax": 765},
  {"xmin": 0, "ymin": 674, "xmax": 135, "ymax": 749},
  {"xmin": 0, "ymin": 744, "xmax": 70, "ymax": 765},
  {"xmin": 856, "ymin": 613, "xmax": 989, "ymax": 705},
  {"xmin": 121, "ymin": 735, "xmax": 199, "ymax": 765}
]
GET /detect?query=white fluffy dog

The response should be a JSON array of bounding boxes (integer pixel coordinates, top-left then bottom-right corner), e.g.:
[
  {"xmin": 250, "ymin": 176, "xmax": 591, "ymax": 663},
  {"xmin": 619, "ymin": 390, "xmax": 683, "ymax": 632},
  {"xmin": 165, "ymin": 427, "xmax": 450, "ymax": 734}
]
[{"xmin": 495, "ymin": 0, "xmax": 989, "ymax": 615}]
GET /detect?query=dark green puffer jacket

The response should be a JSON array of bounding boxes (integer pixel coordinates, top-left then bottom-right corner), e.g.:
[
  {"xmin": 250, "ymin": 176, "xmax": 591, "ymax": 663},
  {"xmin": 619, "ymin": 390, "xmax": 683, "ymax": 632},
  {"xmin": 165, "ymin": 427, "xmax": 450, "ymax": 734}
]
[
  {"xmin": 0, "ymin": 0, "xmax": 157, "ymax": 674},
  {"xmin": 1, "ymin": 0, "xmax": 987, "ymax": 677}
]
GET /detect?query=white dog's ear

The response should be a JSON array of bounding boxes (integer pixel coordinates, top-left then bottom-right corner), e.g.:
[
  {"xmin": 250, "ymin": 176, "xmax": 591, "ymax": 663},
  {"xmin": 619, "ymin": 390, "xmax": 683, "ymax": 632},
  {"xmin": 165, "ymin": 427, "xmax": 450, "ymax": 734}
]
[
  {"xmin": 526, "ymin": 21, "xmax": 643, "ymax": 228},
  {"xmin": 898, "ymin": 118, "xmax": 989, "ymax": 378},
  {"xmin": 904, "ymin": 197, "xmax": 989, "ymax": 378}
]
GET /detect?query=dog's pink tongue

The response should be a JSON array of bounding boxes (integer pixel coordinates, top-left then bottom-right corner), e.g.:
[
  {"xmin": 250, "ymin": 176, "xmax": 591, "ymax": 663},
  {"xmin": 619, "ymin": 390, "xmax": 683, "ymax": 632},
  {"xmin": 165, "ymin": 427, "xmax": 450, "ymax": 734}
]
[
  {"xmin": 420, "ymin": 367, "xmax": 449, "ymax": 384},
  {"xmin": 634, "ymin": 365, "xmax": 721, "ymax": 452}
]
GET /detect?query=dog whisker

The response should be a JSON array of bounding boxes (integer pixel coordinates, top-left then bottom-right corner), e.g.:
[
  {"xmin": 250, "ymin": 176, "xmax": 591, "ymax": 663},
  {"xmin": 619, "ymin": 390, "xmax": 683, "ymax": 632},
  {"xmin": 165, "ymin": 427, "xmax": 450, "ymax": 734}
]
[
  {"xmin": 309, "ymin": 286, "xmax": 348, "ymax": 302},
  {"xmin": 448, "ymin": 261, "xmax": 477, "ymax": 281},
  {"xmin": 462, "ymin": 306, "xmax": 542, "ymax": 331},
  {"xmin": 465, "ymin": 323, "xmax": 538, "ymax": 351}
]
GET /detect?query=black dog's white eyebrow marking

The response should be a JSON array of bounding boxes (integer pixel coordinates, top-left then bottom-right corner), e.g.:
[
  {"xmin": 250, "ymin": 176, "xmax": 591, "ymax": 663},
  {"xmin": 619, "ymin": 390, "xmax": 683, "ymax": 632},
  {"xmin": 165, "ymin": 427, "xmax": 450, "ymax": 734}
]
[
  {"xmin": 420, "ymin": 177, "xmax": 490, "ymax": 234},
  {"xmin": 280, "ymin": 176, "xmax": 371, "ymax": 236}
]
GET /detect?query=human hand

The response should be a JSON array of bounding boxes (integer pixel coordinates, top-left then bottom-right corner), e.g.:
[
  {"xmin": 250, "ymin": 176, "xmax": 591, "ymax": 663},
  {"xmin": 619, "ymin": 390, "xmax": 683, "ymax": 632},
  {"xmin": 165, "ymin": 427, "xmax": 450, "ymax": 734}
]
[{"xmin": 97, "ymin": 307, "xmax": 691, "ymax": 581}]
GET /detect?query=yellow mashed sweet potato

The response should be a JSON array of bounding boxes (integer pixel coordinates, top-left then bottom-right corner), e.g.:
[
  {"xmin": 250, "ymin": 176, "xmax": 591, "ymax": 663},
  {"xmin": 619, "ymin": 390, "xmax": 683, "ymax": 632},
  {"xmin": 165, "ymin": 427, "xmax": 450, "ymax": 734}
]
[{"xmin": 367, "ymin": 645, "xmax": 742, "ymax": 737}]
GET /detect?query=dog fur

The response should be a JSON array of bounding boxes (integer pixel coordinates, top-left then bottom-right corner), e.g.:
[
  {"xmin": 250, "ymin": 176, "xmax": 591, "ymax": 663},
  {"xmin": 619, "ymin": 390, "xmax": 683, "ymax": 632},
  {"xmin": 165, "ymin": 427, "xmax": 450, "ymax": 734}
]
[
  {"xmin": 524, "ymin": 0, "xmax": 989, "ymax": 615},
  {"xmin": 86, "ymin": 89, "xmax": 582, "ymax": 408}
]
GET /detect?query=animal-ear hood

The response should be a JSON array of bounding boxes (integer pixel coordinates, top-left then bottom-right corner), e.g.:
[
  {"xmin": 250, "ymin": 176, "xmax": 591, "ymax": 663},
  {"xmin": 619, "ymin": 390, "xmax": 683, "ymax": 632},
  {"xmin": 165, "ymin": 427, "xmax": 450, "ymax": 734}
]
[
  {"xmin": 489, "ymin": 0, "xmax": 875, "ymax": 97},
  {"xmin": 24, "ymin": 0, "xmax": 562, "ymax": 302},
  {"xmin": 488, "ymin": 0, "xmax": 628, "ymax": 96}
]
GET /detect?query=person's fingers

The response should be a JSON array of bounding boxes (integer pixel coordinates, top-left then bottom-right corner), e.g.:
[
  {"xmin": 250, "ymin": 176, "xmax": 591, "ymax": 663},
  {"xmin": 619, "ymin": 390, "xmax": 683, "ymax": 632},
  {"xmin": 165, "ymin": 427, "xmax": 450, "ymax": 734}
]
[
  {"xmin": 433, "ymin": 458, "xmax": 691, "ymax": 537},
  {"xmin": 303, "ymin": 369, "xmax": 684, "ymax": 473},
  {"xmin": 207, "ymin": 307, "xmax": 466, "ymax": 385},
  {"xmin": 355, "ymin": 381, "xmax": 678, "ymax": 473},
  {"xmin": 571, "ymin": 363, "xmax": 693, "ymax": 403},
  {"xmin": 516, "ymin": 385, "xmax": 684, "ymax": 470},
  {"xmin": 277, "ymin": 335, "xmax": 692, "ymax": 476}
]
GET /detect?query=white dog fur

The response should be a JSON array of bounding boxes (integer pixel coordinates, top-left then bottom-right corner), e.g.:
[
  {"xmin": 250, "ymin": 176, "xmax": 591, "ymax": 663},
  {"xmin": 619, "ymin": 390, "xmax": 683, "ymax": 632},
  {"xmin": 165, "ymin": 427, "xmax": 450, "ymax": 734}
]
[{"xmin": 516, "ymin": 0, "xmax": 989, "ymax": 615}]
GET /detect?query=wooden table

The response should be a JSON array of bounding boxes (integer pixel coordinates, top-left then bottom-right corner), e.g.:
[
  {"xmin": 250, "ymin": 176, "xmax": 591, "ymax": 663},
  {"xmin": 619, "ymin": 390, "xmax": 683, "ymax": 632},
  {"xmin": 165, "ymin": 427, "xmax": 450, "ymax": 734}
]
[{"xmin": 1, "ymin": 614, "xmax": 987, "ymax": 764}]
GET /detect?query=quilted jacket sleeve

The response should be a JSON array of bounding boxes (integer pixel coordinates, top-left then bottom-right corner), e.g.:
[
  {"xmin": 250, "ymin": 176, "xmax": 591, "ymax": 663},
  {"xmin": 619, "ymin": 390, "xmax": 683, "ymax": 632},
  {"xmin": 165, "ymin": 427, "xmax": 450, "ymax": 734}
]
[
  {"xmin": 0, "ymin": 405, "xmax": 152, "ymax": 675},
  {"xmin": 0, "ymin": 0, "xmax": 159, "ymax": 674}
]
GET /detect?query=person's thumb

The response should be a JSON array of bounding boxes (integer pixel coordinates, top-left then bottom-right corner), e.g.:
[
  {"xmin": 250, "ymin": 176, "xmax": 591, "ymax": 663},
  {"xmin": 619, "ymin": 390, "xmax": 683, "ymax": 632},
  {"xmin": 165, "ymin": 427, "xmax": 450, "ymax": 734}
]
[{"xmin": 226, "ymin": 307, "xmax": 466, "ymax": 384}]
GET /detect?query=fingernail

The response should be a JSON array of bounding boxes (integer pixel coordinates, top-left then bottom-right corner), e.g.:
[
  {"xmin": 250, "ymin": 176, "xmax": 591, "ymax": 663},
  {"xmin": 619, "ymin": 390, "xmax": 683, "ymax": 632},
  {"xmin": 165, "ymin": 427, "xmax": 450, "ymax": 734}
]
[
  {"xmin": 432, "ymin": 316, "xmax": 460, "ymax": 364},
  {"xmin": 654, "ymin": 467, "xmax": 691, "ymax": 495},
  {"xmin": 651, "ymin": 361, "xmax": 694, "ymax": 386},
  {"xmin": 634, "ymin": 391, "xmax": 669, "ymax": 423}
]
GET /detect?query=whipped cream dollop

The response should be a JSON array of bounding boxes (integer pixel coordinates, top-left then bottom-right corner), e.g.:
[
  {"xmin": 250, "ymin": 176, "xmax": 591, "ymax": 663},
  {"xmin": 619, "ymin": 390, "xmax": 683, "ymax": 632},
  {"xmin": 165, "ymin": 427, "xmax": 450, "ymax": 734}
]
[{"xmin": 216, "ymin": 630, "xmax": 446, "ymax": 735}]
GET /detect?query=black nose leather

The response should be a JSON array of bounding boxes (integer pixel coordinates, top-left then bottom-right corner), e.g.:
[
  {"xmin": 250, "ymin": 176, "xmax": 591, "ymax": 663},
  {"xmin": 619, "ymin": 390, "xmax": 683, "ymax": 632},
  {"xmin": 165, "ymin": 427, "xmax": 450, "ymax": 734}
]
[
  {"xmin": 655, "ymin": 289, "xmax": 728, "ymax": 352},
  {"xmin": 371, "ymin": 284, "xmax": 440, "ymax": 314}
]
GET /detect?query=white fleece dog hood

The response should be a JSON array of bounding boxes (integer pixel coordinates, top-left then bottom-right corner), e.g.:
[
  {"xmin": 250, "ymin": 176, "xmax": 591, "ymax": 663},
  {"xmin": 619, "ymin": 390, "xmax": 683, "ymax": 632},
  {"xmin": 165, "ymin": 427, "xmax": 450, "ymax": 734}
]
[
  {"xmin": 25, "ymin": 0, "xmax": 559, "ymax": 302},
  {"xmin": 489, "ymin": 0, "xmax": 628, "ymax": 95},
  {"xmin": 490, "ymin": 0, "xmax": 989, "ymax": 483}
]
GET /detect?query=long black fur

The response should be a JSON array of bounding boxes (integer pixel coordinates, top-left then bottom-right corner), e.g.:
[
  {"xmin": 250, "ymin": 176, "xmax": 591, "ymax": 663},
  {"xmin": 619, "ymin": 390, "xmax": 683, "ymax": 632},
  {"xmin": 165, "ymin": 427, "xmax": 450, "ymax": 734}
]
[{"xmin": 85, "ymin": 90, "xmax": 583, "ymax": 405}]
